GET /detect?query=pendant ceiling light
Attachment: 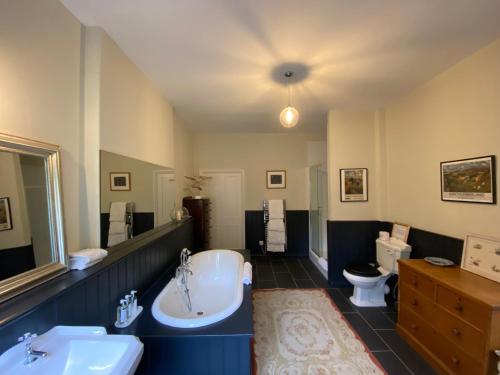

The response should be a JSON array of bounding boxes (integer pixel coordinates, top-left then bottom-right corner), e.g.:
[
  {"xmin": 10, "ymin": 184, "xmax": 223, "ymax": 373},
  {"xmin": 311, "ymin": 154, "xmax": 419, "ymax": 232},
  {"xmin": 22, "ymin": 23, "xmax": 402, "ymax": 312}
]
[{"xmin": 279, "ymin": 71, "xmax": 299, "ymax": 128}]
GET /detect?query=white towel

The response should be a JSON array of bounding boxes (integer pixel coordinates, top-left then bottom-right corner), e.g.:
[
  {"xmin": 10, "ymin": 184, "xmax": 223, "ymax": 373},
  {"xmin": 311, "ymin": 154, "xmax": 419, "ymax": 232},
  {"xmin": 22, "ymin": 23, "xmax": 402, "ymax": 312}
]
[
  {"xmin": 70, "ymin": 257, "xmax": 103, "ymax": 271},
  {"xmin": 243, "ymin": 262, "xmax": 252, "ymax": 285},
  {"xmin": 109, "ymin": 202, "xmax": 127, "ymax": 222},
  {"xmin": 108, "ymin": 229, "xmax": 129, "ymax": 247},
  {"xmin": 267, "ymin": 243, "xmax": 285, "ymax": 253},
  {"xmin": 268, "ymin": 200, "xmax": 284, "ymax": 219},
  {"xmin": 109, "ymin": 221, "xmax": 127, "ymax": 235},
  {"xmin": 69, "ymin": 248, "xmax": 108, "ymax": 263},
  {"xmin": 268, "ymin": 220, "xmax": 285, "ymax": 232},
  {"xmin": 267, "ymin": 229, "xmax": 286, "ymax": 244}
]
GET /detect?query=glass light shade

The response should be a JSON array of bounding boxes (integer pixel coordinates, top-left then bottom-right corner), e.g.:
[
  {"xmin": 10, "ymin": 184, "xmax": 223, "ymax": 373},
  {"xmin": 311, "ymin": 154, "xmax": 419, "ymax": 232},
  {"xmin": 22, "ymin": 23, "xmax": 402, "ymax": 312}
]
[{"xmin": 280, "ymin": 106, "xmax": 299, "ymax": 128}]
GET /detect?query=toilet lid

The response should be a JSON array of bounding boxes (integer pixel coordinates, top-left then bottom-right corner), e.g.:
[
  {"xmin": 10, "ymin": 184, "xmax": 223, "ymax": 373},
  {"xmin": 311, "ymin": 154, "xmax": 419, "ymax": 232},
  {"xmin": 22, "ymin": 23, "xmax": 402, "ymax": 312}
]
[{"xmin": 345, "ymin": 263, "xmax": 382, "ymax": 277}]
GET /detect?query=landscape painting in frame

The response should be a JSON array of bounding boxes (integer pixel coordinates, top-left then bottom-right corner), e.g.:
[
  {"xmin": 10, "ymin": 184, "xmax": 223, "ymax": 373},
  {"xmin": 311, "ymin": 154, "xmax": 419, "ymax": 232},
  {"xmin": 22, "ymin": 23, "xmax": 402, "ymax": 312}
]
[
  {"xmin": 340, "ymin": 168, "xmax": 368, "ymax": 202},
  {"xmin": 441, "ymin": 155, "xmax": 496, "ymax": 204}
]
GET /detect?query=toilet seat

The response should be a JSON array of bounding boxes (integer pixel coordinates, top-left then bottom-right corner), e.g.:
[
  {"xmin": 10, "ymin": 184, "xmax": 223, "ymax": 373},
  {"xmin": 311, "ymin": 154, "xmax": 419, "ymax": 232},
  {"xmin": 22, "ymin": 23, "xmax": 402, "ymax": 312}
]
[{"xmin": 344, "ymin": 263, "xmax": 381, "ymax": 278}]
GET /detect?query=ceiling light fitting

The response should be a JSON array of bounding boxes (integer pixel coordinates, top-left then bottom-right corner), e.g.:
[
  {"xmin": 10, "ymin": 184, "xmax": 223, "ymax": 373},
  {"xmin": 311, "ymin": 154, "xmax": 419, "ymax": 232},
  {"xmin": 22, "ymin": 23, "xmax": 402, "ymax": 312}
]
[{"xmin": 279, "ymin": 71, "xmax": 299, "ymax": 128}]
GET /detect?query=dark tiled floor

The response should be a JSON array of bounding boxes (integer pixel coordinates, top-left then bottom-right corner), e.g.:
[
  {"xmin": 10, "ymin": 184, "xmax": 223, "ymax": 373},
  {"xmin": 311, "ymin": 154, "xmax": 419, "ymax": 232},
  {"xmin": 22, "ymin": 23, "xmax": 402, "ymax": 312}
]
[{"xmin": 251, "ymin": 256, "xmax": 437, "ymax": 375}]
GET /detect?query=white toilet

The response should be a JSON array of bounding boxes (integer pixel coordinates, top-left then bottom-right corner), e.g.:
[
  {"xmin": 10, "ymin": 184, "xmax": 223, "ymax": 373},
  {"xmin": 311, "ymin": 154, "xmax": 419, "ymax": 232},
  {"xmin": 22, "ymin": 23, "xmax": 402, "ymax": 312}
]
[{"xmin": 343, "ymin": 238, "xmax": 411, "ymax": 307}]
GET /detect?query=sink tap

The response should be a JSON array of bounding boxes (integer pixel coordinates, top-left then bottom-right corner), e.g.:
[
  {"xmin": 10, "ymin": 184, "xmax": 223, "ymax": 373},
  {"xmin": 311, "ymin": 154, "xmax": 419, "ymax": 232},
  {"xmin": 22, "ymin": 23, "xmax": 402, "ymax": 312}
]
[{"xmin": 18, "ymin": 332, "xmax": 47, "ymax": 364}]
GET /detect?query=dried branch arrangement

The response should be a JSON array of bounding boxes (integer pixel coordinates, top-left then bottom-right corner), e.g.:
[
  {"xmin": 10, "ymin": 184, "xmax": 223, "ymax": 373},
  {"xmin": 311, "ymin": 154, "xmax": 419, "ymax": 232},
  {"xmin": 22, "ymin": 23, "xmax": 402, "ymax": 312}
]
[{"xmin": 184, "ymin": 175, "xmax": 212, "ymax": 196}]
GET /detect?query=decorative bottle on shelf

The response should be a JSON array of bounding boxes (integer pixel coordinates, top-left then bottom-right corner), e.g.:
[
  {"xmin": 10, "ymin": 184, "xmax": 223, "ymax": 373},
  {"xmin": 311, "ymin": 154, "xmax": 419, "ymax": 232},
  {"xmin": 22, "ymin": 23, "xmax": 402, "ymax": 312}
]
[
  {"xmin": 170, "ymin": 204, "xmax": 189, "ymax": 223},
  {"xmin": 182, "ymin": 196, "xmax": 210, "ymax": 251}
]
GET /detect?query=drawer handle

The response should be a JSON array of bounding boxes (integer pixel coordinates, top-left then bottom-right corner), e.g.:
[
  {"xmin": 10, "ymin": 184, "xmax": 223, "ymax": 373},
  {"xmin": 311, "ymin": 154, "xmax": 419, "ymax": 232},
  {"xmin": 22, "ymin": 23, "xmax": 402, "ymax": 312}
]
[
  {"xmin": 411, "ymin": 298, "xmax": 418, "ymax": 307},
  {"xmin": 410, "ymin": 323, "xmax": 417, "ymax": 330},
  {"xmin": 454, "ymin": 303, "xmax": 464, "ymax": 312},
  {"xmin": 451, "ymin": 357, "xmax": 460, "ymax": 366},
  {"xmin": 451, "ymin": 328, "xmax": 461, "ymax": 337},
  {"xmin": 411, "ymin": 278, "xmax": 418, "ymax": 287}
]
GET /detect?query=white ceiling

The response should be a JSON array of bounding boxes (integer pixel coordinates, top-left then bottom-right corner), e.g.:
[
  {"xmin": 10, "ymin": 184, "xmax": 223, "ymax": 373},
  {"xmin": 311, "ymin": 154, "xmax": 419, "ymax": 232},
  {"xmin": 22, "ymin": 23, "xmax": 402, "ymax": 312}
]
[{"xmin": 62, "ymin": 0, "xmax": 500, "ymax": 132}]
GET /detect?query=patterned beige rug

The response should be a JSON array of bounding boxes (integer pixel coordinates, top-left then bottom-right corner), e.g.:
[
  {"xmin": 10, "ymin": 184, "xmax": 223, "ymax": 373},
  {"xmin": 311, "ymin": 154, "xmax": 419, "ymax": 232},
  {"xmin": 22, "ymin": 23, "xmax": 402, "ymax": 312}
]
[{"xmin": 253, "ymin": 289, "xmax": 386, "ymax": 375}]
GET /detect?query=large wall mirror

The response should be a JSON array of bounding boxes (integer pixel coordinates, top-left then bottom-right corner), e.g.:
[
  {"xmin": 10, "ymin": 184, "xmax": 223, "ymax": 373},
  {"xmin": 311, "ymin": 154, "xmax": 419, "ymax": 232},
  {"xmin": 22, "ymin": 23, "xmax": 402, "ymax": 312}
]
[
  {"xmin": 100, "ymin": 151, "xmax": 176, "ymax": 249},
  {"xmin": 0, "ymin": 133, "xmax": 66, "ymax": 301}
]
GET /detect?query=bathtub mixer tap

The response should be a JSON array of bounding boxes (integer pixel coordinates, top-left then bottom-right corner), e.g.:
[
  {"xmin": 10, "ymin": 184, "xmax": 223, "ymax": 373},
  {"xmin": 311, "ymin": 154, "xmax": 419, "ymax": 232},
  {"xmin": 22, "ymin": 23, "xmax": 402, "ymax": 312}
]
[{"xmin": 176, "ymin": 248, "xmax": 193, "ymax": 312}]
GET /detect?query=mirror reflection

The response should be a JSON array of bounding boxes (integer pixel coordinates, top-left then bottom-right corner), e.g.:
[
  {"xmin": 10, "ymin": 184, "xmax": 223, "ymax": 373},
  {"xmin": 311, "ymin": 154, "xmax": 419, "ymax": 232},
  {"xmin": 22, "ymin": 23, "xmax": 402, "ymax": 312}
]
[
  {"xmin": 100, "ymin": 151, "xmax": 176, "ymax": 248},
  {"xmin": 0, "ymin": 151, "xmax": 53, "ymax": 282}
]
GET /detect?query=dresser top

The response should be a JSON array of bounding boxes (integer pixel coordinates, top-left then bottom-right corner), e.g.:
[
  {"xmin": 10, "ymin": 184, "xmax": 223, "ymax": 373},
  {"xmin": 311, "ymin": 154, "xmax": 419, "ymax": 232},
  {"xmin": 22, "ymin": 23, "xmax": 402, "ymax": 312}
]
[{"xmin": 399, "ymin": 259, "xmax": 500, "ymax": 309}]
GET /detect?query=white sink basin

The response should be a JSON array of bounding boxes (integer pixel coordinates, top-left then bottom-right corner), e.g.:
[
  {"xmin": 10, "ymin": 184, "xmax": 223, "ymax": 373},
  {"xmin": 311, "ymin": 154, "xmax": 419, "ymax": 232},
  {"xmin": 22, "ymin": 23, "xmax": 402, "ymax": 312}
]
[{"xmin": 0, "ymin": 326, "xmax": 143, "ymax": 375}]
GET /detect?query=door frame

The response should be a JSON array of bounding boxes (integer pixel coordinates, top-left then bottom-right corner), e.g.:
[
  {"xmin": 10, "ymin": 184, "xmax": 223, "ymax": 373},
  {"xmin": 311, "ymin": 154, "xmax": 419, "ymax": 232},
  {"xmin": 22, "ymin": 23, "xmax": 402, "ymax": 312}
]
[
  {"xmin": 199, "ymin": 169, "xmax": 245, "ymax": 249},
  {"xmin": 153, "ymin": 169, "xmax": 176, "ymax": 228}
]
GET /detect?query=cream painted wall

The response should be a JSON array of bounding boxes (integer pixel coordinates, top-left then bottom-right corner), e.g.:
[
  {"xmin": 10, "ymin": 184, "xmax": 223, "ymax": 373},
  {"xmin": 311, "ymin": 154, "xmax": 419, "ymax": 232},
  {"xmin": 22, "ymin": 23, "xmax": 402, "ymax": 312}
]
[
  {"xmin": 99, "ymin": 32, "xmax": 175, "ymax": 169},
  {"xmin": 307, "ymin": 141, "xmax": 327, "ymax": 167},
  {"xmin": 194, "ymin": 132, "xmax": 325, "ymax": 210},
  {"xmin": 384, "ymin": 38, "xmax": 500, "ymax": 239},
  {"xmin": 173, "ymin": 114, "xmax": 194, "ymax": 205},
  {"xmin": 327, "ymin": 110, "xmax": 380, "ymax": 220},
  {"xmin": 0, "ymin": 0, "xmax": 84, "ymax": 251}
]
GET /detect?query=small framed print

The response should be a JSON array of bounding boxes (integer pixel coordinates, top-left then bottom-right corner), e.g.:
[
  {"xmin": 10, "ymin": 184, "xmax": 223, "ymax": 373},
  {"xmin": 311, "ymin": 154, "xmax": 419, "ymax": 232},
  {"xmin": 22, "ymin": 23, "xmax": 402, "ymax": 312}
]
[
  {"xmin": 266, "ymin": 170, "xmax": 286, "ymax": 189},
  {"xmin": 441, "ymin": 155, "xmax": 496, "ymax": 204},
  {"xmin": 340, "ymin": 168, "xmax": 368, "ymax": 202},
  {"xmin": 110, "ymin": 172, "xmax": 131, "ymax": 191},
  {"xmin": 0, "ymin": 197, "xmax": 13, "ymax": 231}
]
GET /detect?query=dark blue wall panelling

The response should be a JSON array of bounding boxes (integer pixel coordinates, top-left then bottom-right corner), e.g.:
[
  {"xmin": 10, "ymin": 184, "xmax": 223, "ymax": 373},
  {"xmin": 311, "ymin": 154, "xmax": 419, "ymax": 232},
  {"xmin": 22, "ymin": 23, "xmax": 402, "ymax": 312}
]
[
  {"xmin": 0, "ymin": 244, "xmax": 35, "ymax": 281},
  {"xmin": 245, "ymin": 210, "xmax": 309, "ymax": 257},
  {"xmin": 0, "ymin": 220, "xmax": 193, "ymax": 354},
  {"xmin": 327, "ymin": 220, "xmax": 464, "ymax": 287}
]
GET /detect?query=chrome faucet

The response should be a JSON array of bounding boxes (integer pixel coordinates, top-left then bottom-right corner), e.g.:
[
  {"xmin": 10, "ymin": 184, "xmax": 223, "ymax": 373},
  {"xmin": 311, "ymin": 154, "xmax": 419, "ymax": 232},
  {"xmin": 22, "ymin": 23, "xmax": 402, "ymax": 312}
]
[
  {"xmin": 176, "ymin": 248, "xmax": 193, "ymax": 312},
  {"xmin": 18, "ymin": 332, "xmax": 47, "ymax": 364}
]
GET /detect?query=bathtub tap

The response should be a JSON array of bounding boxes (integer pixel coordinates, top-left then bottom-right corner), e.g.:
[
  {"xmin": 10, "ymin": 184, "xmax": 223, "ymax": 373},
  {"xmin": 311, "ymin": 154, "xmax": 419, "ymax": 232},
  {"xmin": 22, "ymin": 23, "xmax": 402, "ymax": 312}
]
[{"xmin": 176, "ymin": 248, "xmax": 193, "ymax": 312}]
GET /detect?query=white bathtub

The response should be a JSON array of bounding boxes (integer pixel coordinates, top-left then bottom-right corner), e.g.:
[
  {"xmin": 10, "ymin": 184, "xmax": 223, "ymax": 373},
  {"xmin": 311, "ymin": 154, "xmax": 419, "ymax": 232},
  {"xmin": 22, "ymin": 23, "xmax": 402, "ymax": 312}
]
[{"xmin": 151, "ymin": 249, "xmax": 245, "ymax": 328}]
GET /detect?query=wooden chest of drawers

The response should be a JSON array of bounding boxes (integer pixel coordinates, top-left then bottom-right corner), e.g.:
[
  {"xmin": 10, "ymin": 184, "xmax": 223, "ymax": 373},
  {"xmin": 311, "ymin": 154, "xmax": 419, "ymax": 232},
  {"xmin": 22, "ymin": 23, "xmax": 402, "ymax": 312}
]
[{"xmin": 397, "ymin": 259, "xmax": 500, "ymax": 375}]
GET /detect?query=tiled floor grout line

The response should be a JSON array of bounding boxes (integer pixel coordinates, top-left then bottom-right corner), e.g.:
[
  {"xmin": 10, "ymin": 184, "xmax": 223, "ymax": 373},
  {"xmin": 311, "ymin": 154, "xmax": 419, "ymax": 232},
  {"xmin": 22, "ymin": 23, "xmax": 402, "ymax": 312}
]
[
  {"xmin": 339, "ymin": 294, "xmax": 416, "ymax": 375},
  {"xmin": 359, "ymin": 313, "xmax": 415, "ymax": 375},
  {"xmin": 297, "ymin": 259, "xmax": 319, "ymax": 288},
  {"xmin": 271, "ymin": 263, "xmax": 279, "ymax": 288},
  {"xmin": 282, "ymin": 261, "xmax": 300, "ymax": 288}
]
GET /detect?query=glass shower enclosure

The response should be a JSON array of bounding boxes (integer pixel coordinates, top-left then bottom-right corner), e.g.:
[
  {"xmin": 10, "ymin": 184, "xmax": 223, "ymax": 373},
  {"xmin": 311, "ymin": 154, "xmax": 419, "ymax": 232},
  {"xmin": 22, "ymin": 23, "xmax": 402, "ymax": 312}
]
[{"xmin": 309, "ymin": 164, "xmax": 328, "ymax": 268}]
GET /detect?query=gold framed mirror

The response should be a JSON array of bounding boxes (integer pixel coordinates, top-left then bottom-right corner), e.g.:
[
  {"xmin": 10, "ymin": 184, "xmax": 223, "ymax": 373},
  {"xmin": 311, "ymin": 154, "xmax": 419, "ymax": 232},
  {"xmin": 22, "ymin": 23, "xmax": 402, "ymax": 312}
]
[{"xmin": 0, "ymin": 133, "xmax": 67, "ymax": 302}]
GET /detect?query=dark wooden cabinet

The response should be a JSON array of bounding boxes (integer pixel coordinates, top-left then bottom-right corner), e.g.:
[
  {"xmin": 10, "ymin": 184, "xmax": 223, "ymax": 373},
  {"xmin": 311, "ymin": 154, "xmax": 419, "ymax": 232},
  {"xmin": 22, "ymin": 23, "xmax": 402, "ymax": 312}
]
[{"xmin": 182, "ymin": 197, "xmax": 211, "ymax": 251}]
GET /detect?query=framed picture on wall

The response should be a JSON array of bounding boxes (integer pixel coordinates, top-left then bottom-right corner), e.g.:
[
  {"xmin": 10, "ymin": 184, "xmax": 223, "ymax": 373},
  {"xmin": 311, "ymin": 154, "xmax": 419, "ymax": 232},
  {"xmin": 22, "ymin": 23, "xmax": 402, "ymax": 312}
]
[
  {"xmin": 266, "ymin": 170, "xmax": 286, "ymax": 189},
  {"xmin": 340, "ymin": 168, "xmax": 368, "ymax": 202},
  {"xmin": 0, "ymin": 197, "xmax": 13, "ymax": 231},
  {"xmin": 461, "ymin": 234, "xmax": 500, "ymax": 283},
  {"xmin": 110, "ymin": 172, "xmax": 131, "ymax": 191},
  {"xmin": 441, "ymin": 155, "xmax": 496, "ymax": 204}
]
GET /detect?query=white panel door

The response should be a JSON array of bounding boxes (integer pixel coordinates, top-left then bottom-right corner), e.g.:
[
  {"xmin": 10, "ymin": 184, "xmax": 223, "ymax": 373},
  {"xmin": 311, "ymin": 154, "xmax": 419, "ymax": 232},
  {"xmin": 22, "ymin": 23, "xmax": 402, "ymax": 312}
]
[
  {"xmin": 201, "ymin": 170, "xmax": 244, "ymax": 249},
  {"xmin": 154, "ymin": 170, "xmax": 176, "ymax": 227}
]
